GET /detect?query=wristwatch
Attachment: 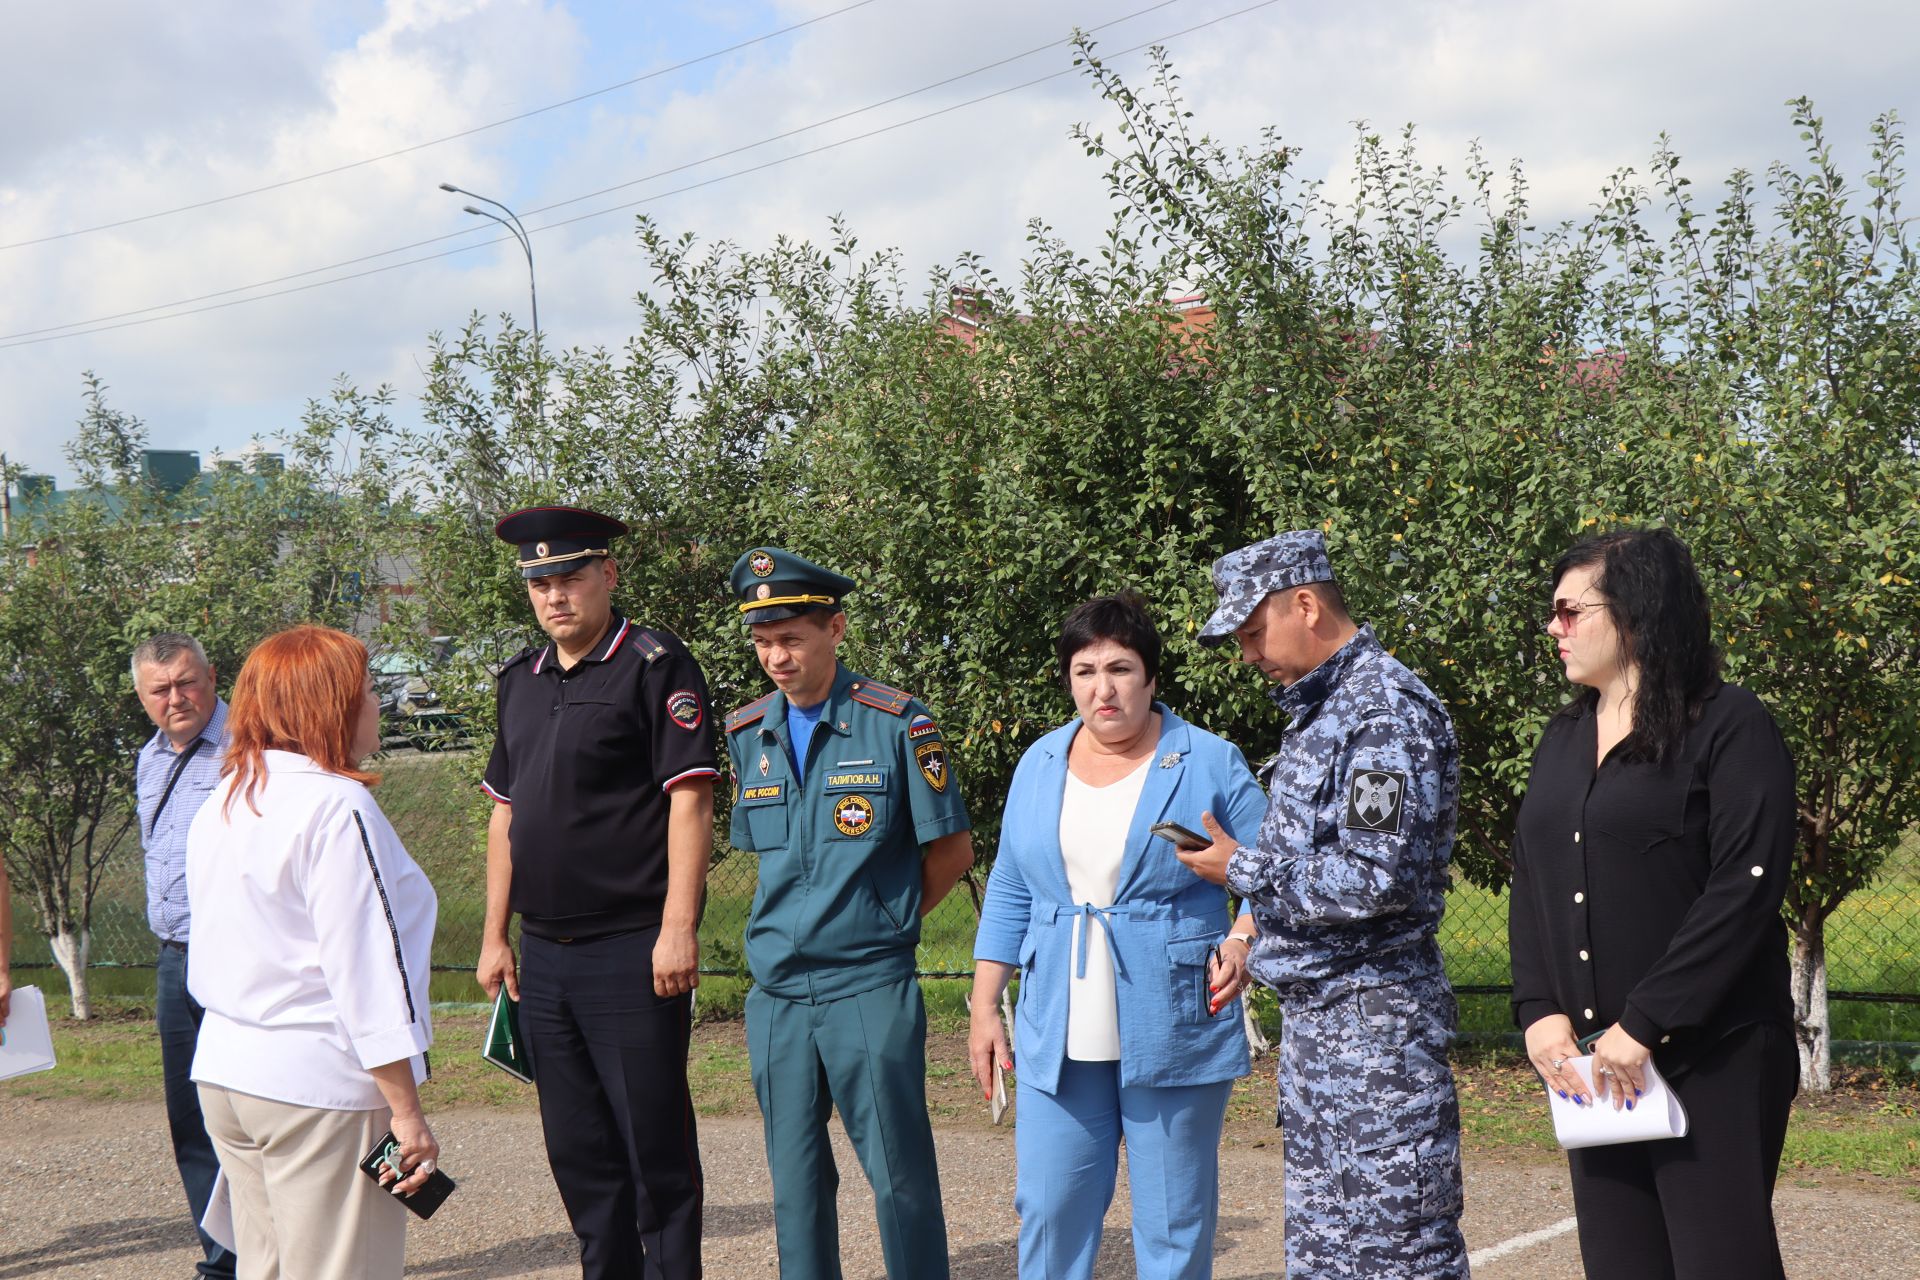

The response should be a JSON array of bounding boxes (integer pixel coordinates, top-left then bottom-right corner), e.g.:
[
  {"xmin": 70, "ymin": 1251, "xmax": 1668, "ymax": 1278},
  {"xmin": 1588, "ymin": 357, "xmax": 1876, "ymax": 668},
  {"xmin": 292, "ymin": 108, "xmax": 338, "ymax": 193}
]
[{"xmin": 1223, "ymin": 931, "xmax": 1256, "ymax": 950}]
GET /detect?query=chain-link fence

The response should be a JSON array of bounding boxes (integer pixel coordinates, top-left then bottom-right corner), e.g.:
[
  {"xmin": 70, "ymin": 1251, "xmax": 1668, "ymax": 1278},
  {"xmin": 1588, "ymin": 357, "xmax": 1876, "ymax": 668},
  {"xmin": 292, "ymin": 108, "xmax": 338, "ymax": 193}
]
[{"xmin": 8, "ymin": 755, "xmax": 1918, "ymax": 1043}]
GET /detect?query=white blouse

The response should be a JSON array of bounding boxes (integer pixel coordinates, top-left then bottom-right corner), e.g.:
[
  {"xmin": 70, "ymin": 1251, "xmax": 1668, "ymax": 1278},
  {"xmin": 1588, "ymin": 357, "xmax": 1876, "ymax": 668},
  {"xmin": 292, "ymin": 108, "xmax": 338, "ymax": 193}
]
[
  {"xmin": 187, "ymin": 750, "xmax": 437, "ymax": 1111},
  {"xmin": 1058, "ymin": 757, "xmax": 1151, "ymax": 1061}
]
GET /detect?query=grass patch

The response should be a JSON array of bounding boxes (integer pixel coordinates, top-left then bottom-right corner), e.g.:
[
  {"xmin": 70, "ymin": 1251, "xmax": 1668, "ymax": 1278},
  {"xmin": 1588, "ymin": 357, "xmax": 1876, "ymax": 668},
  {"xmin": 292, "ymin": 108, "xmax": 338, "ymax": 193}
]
[
  {"xmin": 1780, "ymin": 1064, "xmax": 1920, "ymax": 1190},
  {"xmin": 14, "ymin": 753, "xmax": 1920, "ymax": 1033},
  {"xmin": 10, "ymin": 1002, "xmax": 1916, "ymax": 1193},
  {"xmin": 0, "ymin": 1005, "xmax": 163, "ymax": 1102},
  {"xmin": 1449, "ymin": 1042, "xmax": 1562, "ymax": 1153}
]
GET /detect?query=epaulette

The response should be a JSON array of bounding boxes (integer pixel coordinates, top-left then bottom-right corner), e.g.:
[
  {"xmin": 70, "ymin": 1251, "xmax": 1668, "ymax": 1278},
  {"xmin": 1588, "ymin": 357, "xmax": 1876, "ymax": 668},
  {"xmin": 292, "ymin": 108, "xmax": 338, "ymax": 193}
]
[
  {"xmin": 726, "ymin": 691, "xmax": 778, "ymax": 734},
  {"xmin": 631, "ymin": 628, "xmax": 669, "ymax": 664},
  {"xmin": 498, "ymin": 645, "xmax": 540, "ymax": 676},
  {"xmin": 848, "ymin": 677, "xmax": 913, "ymax": 716}
]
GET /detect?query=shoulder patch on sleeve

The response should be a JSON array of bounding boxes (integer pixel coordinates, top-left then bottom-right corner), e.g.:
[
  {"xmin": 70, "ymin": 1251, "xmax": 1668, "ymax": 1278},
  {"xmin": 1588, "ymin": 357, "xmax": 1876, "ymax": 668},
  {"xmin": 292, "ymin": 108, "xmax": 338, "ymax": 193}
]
[
  {"xmin": 1345, "ymin": 767, "xmax": 1408, "ymax": 834},
  {"xmin": 726, "ymin": 691, "xmax": 777, "ymax": 734},
  {"xmin": 631, "ymin": 628, "xmax": 669, "ymax": 664},
  {"xmin": 848, "ymin": 678, "xmax": 913, "ymax": 716},
  {"xmin": 498, "ymin": 645, "xmax": 538, "ymax": 676}
]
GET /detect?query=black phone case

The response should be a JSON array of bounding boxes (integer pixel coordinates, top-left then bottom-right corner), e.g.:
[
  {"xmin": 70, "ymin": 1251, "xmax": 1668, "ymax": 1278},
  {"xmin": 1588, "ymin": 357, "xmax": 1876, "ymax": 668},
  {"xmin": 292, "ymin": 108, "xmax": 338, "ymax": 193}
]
[
  {"xmin": 358, "ymin": 1131, "xmax": 457, "ymax": 1220},
  {"xmin": 1150, "ymin": 820, "xmax": 1207, "ymax": 848}
]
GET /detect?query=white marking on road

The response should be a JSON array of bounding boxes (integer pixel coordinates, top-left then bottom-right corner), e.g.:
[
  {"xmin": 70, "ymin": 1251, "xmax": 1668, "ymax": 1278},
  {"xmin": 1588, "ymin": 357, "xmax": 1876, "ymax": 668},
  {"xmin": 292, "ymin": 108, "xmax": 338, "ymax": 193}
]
[{"xmin": 1468, "ymin": 1215, "xmax": 1579, "ymax": 1267}]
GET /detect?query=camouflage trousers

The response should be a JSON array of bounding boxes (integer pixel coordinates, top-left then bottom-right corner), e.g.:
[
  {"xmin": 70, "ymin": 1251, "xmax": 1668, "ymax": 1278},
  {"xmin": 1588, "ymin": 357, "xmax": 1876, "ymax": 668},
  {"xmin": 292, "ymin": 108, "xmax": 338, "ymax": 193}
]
[{"xmin": 1276, "ymin": 970, "xmax": 1469, "ymax": 1278}]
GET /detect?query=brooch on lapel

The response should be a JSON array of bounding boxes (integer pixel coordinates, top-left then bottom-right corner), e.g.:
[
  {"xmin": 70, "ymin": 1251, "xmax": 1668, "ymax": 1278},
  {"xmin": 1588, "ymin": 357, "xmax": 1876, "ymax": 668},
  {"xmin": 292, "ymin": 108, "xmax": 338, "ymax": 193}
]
[{"xmin": 1158, "ymin": 751, "xmax": 1182, "ymax": 769}]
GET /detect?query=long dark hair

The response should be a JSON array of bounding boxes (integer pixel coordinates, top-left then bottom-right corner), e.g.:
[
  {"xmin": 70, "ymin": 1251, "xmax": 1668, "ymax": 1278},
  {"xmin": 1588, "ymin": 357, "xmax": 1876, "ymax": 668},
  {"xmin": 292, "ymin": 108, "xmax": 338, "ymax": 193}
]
[{"xmin": 1551, "ymin": 527, "xmax": 1720, "ymax": 763}]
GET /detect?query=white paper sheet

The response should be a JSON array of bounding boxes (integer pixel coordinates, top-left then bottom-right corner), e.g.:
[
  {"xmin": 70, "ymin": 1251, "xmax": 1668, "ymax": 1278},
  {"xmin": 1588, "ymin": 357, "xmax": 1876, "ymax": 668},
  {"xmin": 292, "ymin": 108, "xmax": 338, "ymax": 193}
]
[
  {"xmin": 1548, "ymin": 1054, "xmax": 1689, "ymax": 1149},
  {"xmin": 201, "ymin": 1168, "xmax": 237, "ymax": 1253},
  {"xmin": 0, "ymin": 985, "xmax": 58, "ymax": 1081}
]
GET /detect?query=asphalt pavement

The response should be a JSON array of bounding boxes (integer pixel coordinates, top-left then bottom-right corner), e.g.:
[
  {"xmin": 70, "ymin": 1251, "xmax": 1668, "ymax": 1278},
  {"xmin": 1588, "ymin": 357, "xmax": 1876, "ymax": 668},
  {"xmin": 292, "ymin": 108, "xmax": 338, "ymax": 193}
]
[{"xmin": 3, "ymin": 1094, "xmax": 1915, "ymax": 1278}]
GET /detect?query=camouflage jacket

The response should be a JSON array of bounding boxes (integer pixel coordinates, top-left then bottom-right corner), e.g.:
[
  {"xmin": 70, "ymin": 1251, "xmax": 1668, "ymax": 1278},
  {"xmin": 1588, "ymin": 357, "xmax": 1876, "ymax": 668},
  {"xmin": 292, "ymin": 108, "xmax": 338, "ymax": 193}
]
[{"xmin": 1227, "ymin": 625, "xmax": 1459, "ymax": 996}]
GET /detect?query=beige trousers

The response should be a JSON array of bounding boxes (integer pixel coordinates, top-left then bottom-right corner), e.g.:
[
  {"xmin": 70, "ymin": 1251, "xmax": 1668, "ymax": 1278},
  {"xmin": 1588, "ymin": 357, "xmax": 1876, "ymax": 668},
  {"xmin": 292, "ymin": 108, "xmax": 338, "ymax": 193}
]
[{"xmin": 198, "ymin": 1084, "xmax": 407, "ymax": 1280}]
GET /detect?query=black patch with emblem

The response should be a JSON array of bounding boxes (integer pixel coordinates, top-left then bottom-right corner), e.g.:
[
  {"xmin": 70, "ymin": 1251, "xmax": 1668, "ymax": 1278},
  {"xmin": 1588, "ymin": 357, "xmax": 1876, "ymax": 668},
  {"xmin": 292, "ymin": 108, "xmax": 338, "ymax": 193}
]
[
  {"xmin": 1344, "ymin": 768, "xmax": 1408, "ymax": 834},
  {"xmin": 915, "ymin": 741, "xmax": 949, "ymax": 793}
]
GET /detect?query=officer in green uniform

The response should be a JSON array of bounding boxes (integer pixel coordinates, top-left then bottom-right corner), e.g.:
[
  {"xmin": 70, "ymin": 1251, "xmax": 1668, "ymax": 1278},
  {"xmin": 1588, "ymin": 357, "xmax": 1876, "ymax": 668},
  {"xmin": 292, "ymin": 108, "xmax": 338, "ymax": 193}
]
[{"xmin": 725, "ymin": 547, "xmax": 975, "ymax": 1280}]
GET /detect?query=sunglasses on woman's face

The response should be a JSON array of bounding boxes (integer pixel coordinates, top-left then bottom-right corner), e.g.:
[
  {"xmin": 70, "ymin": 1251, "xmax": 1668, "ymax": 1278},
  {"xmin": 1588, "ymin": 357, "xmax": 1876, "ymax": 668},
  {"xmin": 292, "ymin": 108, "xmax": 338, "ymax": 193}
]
[{"xmin": 1545, "ymin": 600, "xmax": 1605, "ymax": 632}]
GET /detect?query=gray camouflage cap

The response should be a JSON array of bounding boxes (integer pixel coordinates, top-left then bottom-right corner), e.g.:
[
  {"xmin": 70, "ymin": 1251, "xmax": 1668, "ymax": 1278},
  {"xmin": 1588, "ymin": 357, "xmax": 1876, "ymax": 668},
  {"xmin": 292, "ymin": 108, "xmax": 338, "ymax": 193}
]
[{"xmin": 1197, "ymin": 530, "xmax": 1335, "ymax": 647}]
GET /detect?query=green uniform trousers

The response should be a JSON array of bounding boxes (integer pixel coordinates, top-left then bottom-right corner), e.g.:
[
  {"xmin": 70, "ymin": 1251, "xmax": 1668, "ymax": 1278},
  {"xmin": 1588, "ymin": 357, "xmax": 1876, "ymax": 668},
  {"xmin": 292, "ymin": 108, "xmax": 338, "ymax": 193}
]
[{"xmin": 746, "ymin": 976, "xmax": 949, "ymax": 1280}]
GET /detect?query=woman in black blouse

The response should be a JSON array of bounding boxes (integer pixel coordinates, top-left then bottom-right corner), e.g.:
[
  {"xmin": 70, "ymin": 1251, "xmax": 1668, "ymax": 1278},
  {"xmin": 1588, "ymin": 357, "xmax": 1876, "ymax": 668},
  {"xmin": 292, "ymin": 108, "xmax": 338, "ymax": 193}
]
[{"xmin": 1509, "ymin": 527, "xmax": 1798, "ymax": 1280}]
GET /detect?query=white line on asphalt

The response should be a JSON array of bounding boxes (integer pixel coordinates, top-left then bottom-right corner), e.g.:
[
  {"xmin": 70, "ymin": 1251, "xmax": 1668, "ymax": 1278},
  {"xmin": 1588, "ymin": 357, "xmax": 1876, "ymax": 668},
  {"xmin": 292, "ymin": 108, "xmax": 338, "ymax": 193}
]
[{"xmin": 1468, "ymin": 1215, "xmax": 1579, "ymax": 1267}]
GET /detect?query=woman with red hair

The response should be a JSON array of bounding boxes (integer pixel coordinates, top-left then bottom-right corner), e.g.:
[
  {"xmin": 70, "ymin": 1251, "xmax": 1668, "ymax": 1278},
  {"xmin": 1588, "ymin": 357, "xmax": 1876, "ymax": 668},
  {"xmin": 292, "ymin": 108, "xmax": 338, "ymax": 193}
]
[{"xmin": 186, "ymin": 625, "xmax": 440, "ymax": 1279}]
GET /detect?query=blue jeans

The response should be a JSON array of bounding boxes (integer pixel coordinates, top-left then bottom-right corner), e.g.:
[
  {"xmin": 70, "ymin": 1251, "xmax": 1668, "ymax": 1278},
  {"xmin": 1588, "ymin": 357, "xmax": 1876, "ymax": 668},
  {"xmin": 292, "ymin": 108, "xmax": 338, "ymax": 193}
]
[
  {"xmin": 156, "ymin": 941, "xmax": 236, "ymax": 1278},
  {"xmin": 1013, "ymin": 1058, "xmax": 1234, "ymax": 1280}
]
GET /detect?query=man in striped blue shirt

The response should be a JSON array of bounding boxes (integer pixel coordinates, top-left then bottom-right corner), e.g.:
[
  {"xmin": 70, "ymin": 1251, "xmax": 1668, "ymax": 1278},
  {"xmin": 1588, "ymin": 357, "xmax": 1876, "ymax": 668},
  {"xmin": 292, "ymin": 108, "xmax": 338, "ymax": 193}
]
[{"xmin": 133, "ymin": 632, "xmax": 235, "ymax": 1280}]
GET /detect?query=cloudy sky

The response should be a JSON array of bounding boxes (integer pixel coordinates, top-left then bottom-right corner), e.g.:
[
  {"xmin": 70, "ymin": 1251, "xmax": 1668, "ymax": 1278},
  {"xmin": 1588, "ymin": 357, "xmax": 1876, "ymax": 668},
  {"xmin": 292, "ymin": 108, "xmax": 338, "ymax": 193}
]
[{"xmin": 3, "ymin": 0, "xmax": 1912, "ymax": 482}]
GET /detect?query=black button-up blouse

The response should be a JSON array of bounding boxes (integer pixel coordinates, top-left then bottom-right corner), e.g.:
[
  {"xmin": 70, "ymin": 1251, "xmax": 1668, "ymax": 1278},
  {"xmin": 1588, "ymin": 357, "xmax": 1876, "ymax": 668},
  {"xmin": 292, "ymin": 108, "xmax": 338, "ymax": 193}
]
[{"xmin": 1508, "ymin": 681, "xmax": 1796, "ymax": 1063}]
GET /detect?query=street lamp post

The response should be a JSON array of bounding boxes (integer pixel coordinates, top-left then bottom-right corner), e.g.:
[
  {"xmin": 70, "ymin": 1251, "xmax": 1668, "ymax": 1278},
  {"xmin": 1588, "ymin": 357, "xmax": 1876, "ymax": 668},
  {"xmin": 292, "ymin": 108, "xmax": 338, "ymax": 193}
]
[{"xmin": 440, "ymin": 182, "xmax": 543, "ymax": 426}]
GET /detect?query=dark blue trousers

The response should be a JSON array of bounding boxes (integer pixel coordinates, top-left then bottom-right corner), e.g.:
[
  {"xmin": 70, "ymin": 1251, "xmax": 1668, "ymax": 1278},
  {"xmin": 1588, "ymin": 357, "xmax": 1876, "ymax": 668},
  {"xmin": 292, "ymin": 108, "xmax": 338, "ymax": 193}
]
[
  {"xmin": 521, "ymin": 928, "xmax": 704, "ymax": 1280},
  {"xmin": 156, "ymin": 941, "xmax": 236, "ymax": 1279}
]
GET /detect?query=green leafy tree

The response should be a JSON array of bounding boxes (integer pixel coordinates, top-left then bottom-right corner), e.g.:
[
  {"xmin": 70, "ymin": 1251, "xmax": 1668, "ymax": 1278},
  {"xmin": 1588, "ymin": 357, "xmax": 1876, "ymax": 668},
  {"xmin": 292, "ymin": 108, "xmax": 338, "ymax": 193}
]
[
  {"xmin": 150, "ymin": 380, "xmax": 403, "ymax": 668},
  {"xmin": 1065, "ymin": 41, "xmax": 1920, "ymax": 1088},
  {"xmin": 1625, "ymin": 104, "xmax": 1920, "ymax": 1088},
  {"xmin": 357, "ymin": 46, "xmax": 1913, "ymax": 1089},
  {"xmin": 1, "ymin": 380, "xmax": 400, "ymax": 1016},
  {"xmin": 0, "ymin": 389, "xmax": 176, "ymax": 1017}
]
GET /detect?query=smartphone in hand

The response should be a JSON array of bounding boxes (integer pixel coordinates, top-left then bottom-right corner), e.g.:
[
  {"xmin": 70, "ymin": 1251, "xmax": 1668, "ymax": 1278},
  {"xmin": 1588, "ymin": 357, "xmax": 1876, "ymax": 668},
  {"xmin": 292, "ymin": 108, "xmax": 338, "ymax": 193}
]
[
  {"xmin": 358, "ymin": 1132, "xmax": 457, "ymax": 1220},
  {"xmin": 1150, "ymin": 820, "xmax": 1208, "ymax": 851}
]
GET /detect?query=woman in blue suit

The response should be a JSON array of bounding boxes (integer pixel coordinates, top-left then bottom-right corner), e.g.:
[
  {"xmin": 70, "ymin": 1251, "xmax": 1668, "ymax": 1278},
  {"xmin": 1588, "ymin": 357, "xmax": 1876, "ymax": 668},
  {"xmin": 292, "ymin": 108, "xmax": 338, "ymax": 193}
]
[{"xmin": 970, "ymin": 593, "xmax": 1268, "ymax": 1279}]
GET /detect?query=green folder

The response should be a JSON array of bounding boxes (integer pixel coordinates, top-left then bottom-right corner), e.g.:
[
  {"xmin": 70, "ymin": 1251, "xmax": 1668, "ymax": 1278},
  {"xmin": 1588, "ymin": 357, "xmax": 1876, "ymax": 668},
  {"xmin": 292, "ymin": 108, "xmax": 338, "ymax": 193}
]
[{"xmin": 483, "ymin": 990, "xmax": 534, "ymax": 1083}]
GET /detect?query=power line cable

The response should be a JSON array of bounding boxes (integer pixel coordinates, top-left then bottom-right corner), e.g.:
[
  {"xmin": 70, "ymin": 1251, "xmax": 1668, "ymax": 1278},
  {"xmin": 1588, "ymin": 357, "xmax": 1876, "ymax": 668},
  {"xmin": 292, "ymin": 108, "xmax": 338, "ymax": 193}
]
[
  {"xmin": 0, "ymin": 0, "xmax": 1281, "ymax": 352},
  {"xmin": 0, "ymin": 0, "xmax": 885, "ymax": 252},
  {"xmin": 0, "ymin": 0, "xmax": 1183, "ymax": 343}
]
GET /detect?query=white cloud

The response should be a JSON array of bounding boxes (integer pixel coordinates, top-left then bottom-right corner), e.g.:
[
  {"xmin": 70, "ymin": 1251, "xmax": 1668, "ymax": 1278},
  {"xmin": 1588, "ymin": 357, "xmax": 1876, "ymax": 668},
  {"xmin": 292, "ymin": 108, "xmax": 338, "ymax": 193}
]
[{"xmin": 2, "ymin": 0, "xmax": 1914, "ymax": 479}]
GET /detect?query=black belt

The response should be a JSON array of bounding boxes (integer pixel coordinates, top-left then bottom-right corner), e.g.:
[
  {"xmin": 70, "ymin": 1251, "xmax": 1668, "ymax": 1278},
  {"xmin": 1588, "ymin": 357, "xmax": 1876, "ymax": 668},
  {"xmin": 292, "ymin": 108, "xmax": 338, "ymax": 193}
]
[{"xmin": 160, "ymin": 939, "xmax": 188, "ymax": 952}]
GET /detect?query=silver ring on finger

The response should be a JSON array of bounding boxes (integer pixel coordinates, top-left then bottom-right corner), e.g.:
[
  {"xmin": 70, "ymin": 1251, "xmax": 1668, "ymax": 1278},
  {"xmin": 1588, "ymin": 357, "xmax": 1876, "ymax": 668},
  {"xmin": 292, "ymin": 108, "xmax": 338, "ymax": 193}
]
[
  {"xmin": 1596, "ymin": 1065, "xmax": 1613, "ymax": 1076},
  {"xmin": 1550, "ymin": 1056, "xmax": 1568, "ymax": 1071}
]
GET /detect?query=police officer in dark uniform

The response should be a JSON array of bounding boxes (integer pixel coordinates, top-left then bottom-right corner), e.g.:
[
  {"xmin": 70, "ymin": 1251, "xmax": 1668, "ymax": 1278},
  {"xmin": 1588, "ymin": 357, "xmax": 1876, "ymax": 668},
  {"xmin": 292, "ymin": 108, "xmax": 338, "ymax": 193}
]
[
  {"xmin": 1176, "ymin": 530, "xmax": 1470, "ymax": 1279},
  {"xmin": 724, "ymin": 547, "xmax": 975, "ymax": 1280},
  {"xmin": 477, "ymin": 506, "xmax": 718, "ymax": 1280}
]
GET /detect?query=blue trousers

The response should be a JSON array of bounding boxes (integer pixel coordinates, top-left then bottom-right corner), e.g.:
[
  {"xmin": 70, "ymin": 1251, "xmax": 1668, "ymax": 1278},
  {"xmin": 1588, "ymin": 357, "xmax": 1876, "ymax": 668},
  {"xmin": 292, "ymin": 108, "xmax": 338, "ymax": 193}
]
[
  {"xmin": 1014, "ymin": 1058, "xmax": 1234, "ymax": 1280},
  {"xmin": 156, "ymin": 941, "xmax": 236, "ymax": 1279},
  {"xmin": 746, "ymin": 977, "xmax": 948, "ymax": 1280},
  {"xmin": 520, "ymin": 928, "xmax": 704, "ymax": 1280}
]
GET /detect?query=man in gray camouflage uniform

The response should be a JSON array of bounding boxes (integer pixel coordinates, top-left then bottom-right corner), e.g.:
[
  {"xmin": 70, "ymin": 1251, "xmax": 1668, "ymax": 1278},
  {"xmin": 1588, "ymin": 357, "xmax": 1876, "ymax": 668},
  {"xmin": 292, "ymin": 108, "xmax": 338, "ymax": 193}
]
[{"xmin": 1176, "ymin": 529, "xmax": 1469, "ymax": 1279}]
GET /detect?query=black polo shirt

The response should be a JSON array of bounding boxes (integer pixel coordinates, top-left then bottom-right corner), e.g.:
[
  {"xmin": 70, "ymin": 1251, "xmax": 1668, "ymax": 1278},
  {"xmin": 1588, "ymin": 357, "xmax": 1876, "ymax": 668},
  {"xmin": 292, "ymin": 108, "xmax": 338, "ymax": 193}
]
[
  {"xmin": 483, "ymin": 613, "xmax": 718, "ymax": 939},
  {"xmin": 1508, "ymin": 681, "xmax": 1796, "ymax": 1065}
]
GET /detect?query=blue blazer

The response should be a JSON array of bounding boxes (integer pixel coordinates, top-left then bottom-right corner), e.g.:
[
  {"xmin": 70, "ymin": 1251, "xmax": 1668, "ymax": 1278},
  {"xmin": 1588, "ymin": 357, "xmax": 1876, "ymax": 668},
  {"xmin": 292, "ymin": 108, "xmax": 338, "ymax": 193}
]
[{"xmin": 973, "ymin": 706, "xmax": 1269, "ymax": 1093}]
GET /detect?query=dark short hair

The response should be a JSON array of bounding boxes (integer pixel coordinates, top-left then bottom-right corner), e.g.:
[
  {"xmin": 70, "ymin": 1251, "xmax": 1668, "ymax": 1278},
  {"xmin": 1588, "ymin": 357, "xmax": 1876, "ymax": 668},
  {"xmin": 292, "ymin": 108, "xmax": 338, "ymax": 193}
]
[
  {"xmin": 1551, "ymin": 526, "xmax": 1720, "ymax": 763},
  {"xmin": 1056, "ymin": 592, "xmax": 1162, "ymax": 691}
]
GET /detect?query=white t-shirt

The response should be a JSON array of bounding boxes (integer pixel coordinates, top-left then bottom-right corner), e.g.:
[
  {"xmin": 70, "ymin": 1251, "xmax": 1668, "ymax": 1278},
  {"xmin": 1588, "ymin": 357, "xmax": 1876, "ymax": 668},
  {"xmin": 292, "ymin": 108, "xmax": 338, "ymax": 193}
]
[
  {"xmin": 187, "ymin": 750, "xmax": 437, "ymax": 1111},
  {"xmin": 1058, "ymin": 756, "xmax": 1151, "ymax": 1061}
]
